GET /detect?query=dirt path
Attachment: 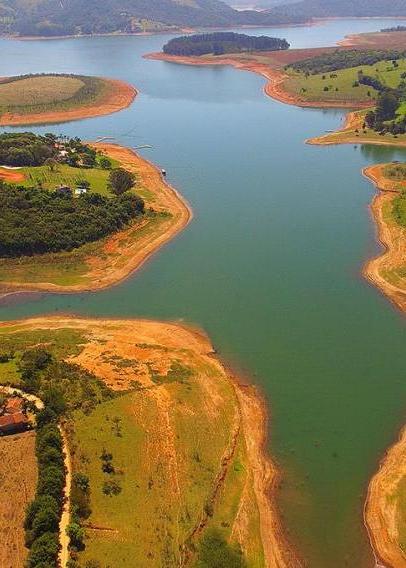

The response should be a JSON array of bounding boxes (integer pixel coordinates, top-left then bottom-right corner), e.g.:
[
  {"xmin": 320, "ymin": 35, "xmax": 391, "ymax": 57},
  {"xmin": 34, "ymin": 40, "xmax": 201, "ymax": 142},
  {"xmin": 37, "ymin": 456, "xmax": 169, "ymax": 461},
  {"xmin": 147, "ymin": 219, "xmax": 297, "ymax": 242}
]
[
  {"xmin": 58, "ymin": 427, "xmax": 72, "ymax": 568},
  {"xmin": 0, "ymin": 143, "xmax": 192, "ymax": 295},
  {"xmin": 0, "ymin": 79, "xmax": 137, "ymax": 126},
  {"xmin": 362, "ymin": 165, "xmax": 406, "ymax": 312}
]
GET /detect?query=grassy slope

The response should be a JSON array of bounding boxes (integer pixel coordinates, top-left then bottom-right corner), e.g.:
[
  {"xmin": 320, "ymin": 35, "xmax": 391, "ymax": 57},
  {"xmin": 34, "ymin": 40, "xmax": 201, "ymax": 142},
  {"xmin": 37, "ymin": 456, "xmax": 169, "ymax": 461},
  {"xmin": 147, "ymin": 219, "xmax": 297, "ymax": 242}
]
[
  {"xmin": 284, "ymin": 58, "xmax": 406, "ymax": 104},
  {"xmin": 17, "ymin": 160, "xmax": 119, "ymax": 196},
  {"xmin": 0, "ymin": 76, "xmax": 84, "ymax": 106},
  {"xmin": 0, "ymin": 318, "xmax": 270, "ymax": 568},
  {"xmin": 0, "ymin": 75, "xmax": 111, "ymax": 116}
]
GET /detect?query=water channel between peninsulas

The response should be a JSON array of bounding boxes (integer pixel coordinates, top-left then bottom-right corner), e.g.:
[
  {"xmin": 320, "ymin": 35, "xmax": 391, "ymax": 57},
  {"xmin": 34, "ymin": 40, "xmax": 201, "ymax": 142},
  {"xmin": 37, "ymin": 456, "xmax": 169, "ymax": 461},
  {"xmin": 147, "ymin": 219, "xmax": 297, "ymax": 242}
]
[{"xmin": 2, "ymin": 18, "xmax": 406, "ymax": 567}]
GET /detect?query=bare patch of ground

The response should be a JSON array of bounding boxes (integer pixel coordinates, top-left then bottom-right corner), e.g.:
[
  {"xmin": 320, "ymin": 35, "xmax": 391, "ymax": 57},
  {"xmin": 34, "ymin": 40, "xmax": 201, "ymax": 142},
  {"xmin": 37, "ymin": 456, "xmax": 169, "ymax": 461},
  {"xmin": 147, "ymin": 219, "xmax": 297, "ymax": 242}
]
[{"xmin": 0, "ymin": 431, "xmax": 37, "ymax": 568}]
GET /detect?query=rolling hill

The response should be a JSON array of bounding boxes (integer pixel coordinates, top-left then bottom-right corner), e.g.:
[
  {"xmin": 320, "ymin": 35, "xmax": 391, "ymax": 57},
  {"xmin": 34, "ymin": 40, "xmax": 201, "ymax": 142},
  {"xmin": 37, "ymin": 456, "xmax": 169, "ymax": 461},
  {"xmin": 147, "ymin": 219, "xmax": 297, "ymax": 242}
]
[
  {"xmin": 0, "ymin": 0, "xmax": 300, "ymax": 36},
  {"xmin": 270, "ymin": 0, "xmax": 406, "ymax": 18},
  {"xmin": 1, "ymin": 0, "xmax": 406, "ymax": 37}
]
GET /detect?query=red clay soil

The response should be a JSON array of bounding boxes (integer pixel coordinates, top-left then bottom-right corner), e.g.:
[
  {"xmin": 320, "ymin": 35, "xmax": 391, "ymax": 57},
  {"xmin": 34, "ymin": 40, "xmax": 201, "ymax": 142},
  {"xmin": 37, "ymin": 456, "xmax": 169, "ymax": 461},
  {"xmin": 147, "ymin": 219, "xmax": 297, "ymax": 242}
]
[
  {"xmin": 0, "ymin": 78, "xmax": 137, "ymax": 126},
  {"xmin": 0, "ymin": 168, "xmax": 25, "ymax": 183}
]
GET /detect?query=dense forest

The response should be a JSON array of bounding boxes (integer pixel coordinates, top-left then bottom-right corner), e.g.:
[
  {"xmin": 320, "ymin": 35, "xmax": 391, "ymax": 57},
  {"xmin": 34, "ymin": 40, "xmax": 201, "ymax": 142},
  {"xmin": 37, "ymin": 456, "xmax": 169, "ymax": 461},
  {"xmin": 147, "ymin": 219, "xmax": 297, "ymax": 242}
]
[
  {"xmin": 2, "ymin": 0, "xmax": 406, "ymax": 36},
  {"xmin": 271, "ymin": 0, "xmax": 406, "ymax": 19},
  {"xmin": 0, "ymin": 132, "xmax": 96, "ymax": 167},
  {"xmin": 288, "ymin": 49, "xmax": 406, "ymax": 75},
  {"xmin": 163, "ymin": 32, "xmax": 289, "ymax": 56},
  {"xmin": 0, "ymin": 183, "xmax": 144, "ymax": 257},
  {"xmin": 0, "ymin": 0, "xmax": 302, "ymax": 37}
]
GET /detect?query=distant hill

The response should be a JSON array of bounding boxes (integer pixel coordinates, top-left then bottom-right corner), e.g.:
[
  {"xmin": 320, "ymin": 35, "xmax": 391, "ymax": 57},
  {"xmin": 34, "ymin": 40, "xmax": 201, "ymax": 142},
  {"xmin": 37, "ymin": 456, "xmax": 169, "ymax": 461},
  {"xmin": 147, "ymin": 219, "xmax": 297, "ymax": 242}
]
[
  {"xmin": 2, "ymin": 0, "xmax": 406, "ymax": 37},
  {"xmin": 0, "ymin": 0, "xmax": 303, "ymax": 36},
  {"xmin": 269, "ymin": 0, "xmax": 406, "ymax": 18}
]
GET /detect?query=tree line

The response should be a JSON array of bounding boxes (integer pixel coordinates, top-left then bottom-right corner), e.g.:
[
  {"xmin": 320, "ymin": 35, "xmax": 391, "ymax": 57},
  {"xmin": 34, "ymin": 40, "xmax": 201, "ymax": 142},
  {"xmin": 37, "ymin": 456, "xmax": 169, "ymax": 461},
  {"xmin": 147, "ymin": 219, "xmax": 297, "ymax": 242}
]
[
  {"xmin": 14, "ymin": 345, "xmax": 115, "ymax": 567},
  {"xmin": 0, "ymin": 183, "xmax": 144, "ymax": 257},
  {"xmin": 163, "ymin": 32, "xmax": 290, "ymax": 57},
  {"xmin": 288, "ymin": 49, "xmax": 406, "ymax": 75}
]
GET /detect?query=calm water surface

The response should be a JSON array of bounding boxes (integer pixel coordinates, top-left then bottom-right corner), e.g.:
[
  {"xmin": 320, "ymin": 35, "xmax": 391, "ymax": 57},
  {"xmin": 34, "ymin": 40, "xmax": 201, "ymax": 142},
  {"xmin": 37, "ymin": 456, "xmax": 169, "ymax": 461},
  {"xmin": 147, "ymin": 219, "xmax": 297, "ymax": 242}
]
[{"xmin": 2, "ymin": 19, "xmax": 406, "ymax": 567}]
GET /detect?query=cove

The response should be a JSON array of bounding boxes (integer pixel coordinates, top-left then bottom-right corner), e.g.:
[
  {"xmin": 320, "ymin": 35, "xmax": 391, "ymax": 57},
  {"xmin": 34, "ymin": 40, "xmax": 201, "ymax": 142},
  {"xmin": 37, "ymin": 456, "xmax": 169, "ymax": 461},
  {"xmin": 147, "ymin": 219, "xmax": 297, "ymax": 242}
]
[{"xmin": 1, "ymin": 19, "xmax": 406, "ymax": 567}]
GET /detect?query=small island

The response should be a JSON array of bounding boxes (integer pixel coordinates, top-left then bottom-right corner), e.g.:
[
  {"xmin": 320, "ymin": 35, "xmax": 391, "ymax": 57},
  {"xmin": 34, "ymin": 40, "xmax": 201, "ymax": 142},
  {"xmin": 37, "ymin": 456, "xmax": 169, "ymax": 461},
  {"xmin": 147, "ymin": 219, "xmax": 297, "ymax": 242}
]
[
  {"xmin": 0, "ymin": 132, "xmax": 191, "ymax": 293},
  {"xmin": 163, "ymin": 32, "xmax": 290, "ymax": 57},
  {"xmin": 0, "ymin": 74, "xmax": 136, "ymax": 126}
]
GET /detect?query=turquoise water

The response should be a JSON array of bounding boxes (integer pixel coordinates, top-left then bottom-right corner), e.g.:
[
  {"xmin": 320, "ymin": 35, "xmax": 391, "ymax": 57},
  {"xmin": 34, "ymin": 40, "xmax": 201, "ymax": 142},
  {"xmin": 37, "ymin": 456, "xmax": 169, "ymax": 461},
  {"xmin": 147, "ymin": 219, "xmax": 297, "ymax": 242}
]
[{"xmin": 2, "ymin": 19, "xmax": 406, "ymax": 567}]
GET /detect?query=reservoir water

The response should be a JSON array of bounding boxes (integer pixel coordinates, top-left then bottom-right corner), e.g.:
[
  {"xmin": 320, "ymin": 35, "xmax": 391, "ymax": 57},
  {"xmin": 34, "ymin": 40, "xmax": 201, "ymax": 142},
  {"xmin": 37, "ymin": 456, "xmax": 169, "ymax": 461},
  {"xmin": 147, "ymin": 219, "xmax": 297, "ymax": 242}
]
[{"xmin": 1, "ymin": 18, "xmax": 406, "ymax": 567}]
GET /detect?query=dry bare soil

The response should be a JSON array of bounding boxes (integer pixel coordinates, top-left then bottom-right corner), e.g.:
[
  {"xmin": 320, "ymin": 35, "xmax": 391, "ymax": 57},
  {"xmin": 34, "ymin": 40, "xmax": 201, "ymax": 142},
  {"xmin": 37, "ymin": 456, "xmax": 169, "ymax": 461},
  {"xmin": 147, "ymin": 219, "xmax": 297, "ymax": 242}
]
[{"xmin": 0, "ymin": 431, "xmax": 37, "ymax": 568}]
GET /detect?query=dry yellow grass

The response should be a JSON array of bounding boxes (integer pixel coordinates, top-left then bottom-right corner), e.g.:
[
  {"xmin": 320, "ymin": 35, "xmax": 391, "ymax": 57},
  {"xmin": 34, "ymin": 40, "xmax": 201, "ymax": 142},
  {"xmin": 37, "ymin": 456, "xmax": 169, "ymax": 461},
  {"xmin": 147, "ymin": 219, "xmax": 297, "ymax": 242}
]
[
  {"xmin": 0, "ymin": 76, "xmax": 84, "ymax": 106},
  {"xmin": 0, "ymin": 432, "xmax": 37, "ymax": 568}
]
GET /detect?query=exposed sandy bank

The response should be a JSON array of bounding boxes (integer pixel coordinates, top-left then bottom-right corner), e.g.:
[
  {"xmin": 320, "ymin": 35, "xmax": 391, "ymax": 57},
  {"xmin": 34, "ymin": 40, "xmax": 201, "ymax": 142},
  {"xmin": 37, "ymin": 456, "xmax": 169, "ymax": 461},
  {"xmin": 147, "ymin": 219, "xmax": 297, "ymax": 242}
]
[
  {"xmin": 365, "ymin": 424, "xmax": 406, "ymax": 568},
  {"xmin": 0, "ymin": 315, "xmax": 302, "ymax": 568},
  {"xmin": 0, "ymin": 143, "xmax": 192, "ymax": 294},
  {"xmin": 362, "ymin": 165, "xmax": 406, "ymax": 312},
  {"xmin": 0, "ymin": 78, "xmax": 136, "ymax": 126}
]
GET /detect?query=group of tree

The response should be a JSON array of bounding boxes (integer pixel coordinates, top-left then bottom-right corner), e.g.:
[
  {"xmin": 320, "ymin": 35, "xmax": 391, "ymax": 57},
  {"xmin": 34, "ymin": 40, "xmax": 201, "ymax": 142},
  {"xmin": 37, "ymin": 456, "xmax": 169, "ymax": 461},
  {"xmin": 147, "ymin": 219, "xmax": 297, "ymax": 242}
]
[
  {"xmin": 0, "ymin": 132, "xmax": 97, "ymax": 168},
  {"xmin": 17, "ymin": 345, "xmax": 116, "ymax": 567},
  {"xmin": 163, "ymin": 32, "xmax": 289, "ymax": 56},
  {"xmin": 288, "ymin": 49, "xmax": 406, "ymax": 75},
  {"xmin": 0, "ymin": 132, "xmax": 56, "ymax": 167},
  {"xmin": 381, "ymin": 25, "xmax": 406, "ymax": 32},
  {"xmin": 0, "ymin": 181, "xmax": 144, "ymax": 257},
  {"xmin": 20, "ymin": 349, "xmax": 65, "ymax": 568}
]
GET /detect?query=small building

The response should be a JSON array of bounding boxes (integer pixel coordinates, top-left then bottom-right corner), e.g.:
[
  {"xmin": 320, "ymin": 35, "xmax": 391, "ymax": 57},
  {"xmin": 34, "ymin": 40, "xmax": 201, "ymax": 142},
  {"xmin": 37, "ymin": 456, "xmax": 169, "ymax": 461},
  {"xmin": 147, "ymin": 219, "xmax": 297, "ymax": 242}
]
[
  {"xmin": 0, "ymin": 412, "xmax": 29, "ymax": 435},
  {"xmin": 75, "ymin": 186, "xmax": 88, "ymax": 196}
]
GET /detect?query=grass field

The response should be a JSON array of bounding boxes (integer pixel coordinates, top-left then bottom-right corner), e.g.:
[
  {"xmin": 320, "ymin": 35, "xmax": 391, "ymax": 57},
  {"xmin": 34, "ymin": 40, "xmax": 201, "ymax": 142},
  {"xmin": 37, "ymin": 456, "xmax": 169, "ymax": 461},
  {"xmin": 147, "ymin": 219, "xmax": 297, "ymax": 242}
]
[
  {"xmin": 68, "ymin": 329, "xmax": 263, "ymax": 567},
  {"xmin": 284, "ymin": 58, "xmax": 406, "ymax": 104},
  {"xmin": 0, "ymin": 74, "xmax": 111, "ymax": 116},
  {"xmin": 15, "ymin": 160, "xmax": 119, "ymax": 196},
  {"xmin": 0, "ymin": 75, "xmax": 84, "ymax": 107},
  {"xmin": 0, "ymin": 432, "xmax": 37, "ymax": 568}
]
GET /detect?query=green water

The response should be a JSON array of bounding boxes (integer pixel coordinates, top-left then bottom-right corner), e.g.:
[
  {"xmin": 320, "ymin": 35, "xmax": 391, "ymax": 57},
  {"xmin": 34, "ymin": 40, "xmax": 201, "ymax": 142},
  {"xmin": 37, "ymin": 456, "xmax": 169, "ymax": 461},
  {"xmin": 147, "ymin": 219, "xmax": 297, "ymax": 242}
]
[{"xmin": 2, "ymin": 19, "xmax": 406, "ymax": 567}]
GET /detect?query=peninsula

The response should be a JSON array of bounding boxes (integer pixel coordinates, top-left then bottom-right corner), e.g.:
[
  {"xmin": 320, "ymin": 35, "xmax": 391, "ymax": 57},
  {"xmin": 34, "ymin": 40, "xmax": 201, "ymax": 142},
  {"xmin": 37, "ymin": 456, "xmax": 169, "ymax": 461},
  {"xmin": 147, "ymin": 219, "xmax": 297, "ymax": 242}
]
[
  {"xmin": 0, "ymin": 133, "xmax": 191, "ymax": 294},
  {"xmin": 0, "ymin": 316, "xmax": 301, "ymax": 568},
  {"xmin": 0, "ymin": 74, "xmax": 136, "ymax": 126}
]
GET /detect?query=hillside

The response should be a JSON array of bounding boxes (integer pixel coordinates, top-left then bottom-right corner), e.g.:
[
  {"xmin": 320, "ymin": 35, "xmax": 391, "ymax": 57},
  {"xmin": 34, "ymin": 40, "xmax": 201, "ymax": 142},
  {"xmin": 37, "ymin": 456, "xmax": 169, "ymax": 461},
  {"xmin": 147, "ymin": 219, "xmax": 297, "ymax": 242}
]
[
  {"xmin": 270, "ymin": 0, "xmax": 406, "ymax": 18},
  {"xmin": 0, "ymin": 0, "xmax": 305, "ymax": 36}
]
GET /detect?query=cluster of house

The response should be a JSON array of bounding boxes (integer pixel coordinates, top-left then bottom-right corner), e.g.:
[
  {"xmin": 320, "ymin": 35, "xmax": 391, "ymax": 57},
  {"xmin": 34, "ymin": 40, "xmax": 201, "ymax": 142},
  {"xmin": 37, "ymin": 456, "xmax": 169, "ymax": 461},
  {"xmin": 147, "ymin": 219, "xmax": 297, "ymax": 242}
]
[
  {"xmin": 0, "ymin": 396, "xmax": 30, "ymax": 435},
  {"xmin": 55, "ymin": 184, "xmax": 88, "ymax": 197}
]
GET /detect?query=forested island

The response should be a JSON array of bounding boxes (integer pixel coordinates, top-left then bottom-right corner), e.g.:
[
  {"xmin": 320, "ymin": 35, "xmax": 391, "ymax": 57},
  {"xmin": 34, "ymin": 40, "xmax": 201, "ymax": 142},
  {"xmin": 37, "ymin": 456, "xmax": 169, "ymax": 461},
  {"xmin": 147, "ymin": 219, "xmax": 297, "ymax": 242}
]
[{"xmin": 163, "ymin": 32, "xmax": 290, "ymax": 56}]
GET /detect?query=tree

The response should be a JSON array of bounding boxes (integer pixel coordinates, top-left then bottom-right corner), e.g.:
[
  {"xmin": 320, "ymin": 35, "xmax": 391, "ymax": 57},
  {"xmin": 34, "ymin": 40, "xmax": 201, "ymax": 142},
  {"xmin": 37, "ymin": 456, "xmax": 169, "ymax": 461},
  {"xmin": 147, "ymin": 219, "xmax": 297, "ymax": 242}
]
[
  {"xmin": 67, "ymin": 522, "xmax": 85, "ymax": 549},
  {"xmin": 108, "ymin": 168, "xmax": 136, "ymax": 195},
  {"xmin": 31, "ymin": 507, "xmax": 60, "ymax": 539},
  {"xmin": 195, "ymin": 529, "xmax": 247, "ymax": 568},
  {"xmin": 375, "ymin": 91, "xmax": 399, "ymax": 122},
  {"xmin": 27, "ymin": 532, "xmax": 59, "ymax": 567},
  {"xmin": 44, "ymin": 158, "xmax": 58, "ymax": 172},
  {"xmin": 100, "ymin": 157, "xmax": 112, "ymax": 170}
]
